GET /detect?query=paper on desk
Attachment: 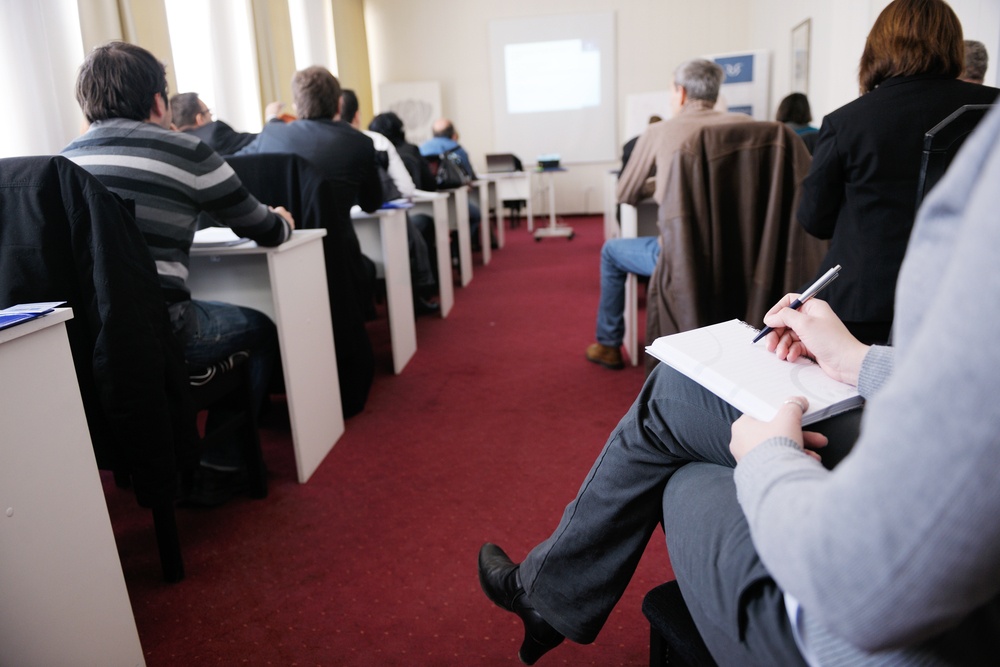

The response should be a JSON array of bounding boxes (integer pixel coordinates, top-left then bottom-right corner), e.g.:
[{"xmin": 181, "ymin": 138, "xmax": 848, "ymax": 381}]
[{"xmin": 192, "ymin": 227, "xmax": 250, "ymax": 247}]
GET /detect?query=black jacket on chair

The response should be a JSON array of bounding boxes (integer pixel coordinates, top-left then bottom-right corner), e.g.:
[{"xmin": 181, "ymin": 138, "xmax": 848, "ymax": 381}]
[
  {"xmin": 224, "ymin": 152, "xmax": 375, "ymax": 418},
  {"xmin": 797, "ymin": 75, "xmax": 998, "ymax": 331},
  {"xmin": 0, "ymin": 155, "xmax": 196, "ymax": 507}
]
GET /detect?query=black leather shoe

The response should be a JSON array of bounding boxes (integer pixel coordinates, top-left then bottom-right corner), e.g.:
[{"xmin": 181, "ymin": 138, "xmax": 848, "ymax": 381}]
[{"xmin": 478, "ymin": 543, "xmax": 565, "ymax": 664}]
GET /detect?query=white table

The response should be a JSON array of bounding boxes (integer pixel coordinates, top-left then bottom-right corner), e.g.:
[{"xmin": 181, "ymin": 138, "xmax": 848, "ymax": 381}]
[
  {"xmin": 620, "ymin": 199, "xmax": 659, "ymax": 367},
  {"xmin": 351, "ymin": 207, "xmax": 417, "ymax": 374},
  {"xmin": 478, "ymin": 170, "xmax": 533, "ymax": 236},
  {"xmin": 469, "ymin": 180, "xmax": 494, "ymax": 265},
  {"xmin": 443, "ymin": 186, "xmax": 474, "ymax": 286},
  {"xmin": 188, "ymin": 229, "xmax": 344, "ymax": 483},
  {"xmin": 411, "ymin": 191, "xmax": 454, "ymax": 318},
  {"xmin": 532, "ymin": 167, "xmax": 574, "ymax": 240},
  {"xmin": 1, "ymin": 309, "xmax": 145, "ymax": 667},
  {"xmin": 604, "ymin": 169, "xmax": 621, "ymax": 240}
]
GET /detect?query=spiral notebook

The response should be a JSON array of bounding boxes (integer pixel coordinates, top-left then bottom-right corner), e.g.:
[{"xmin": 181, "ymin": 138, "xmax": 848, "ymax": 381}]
[{"xmin": 646, "ymin": 319, "xmax": 863, "ymax": 425}]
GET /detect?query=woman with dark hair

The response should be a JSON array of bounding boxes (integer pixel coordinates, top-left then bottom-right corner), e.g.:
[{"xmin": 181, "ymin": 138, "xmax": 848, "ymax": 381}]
[
  {"xmin": 797, "ymin": 0, "xmax": 997, "ymax": 345},
  {"xmin": 369, "ymin": 111, "xmax": 435, "ymax": 192},
  {"xmin": 776, "ymin": 92, "xmax": 818, "ymax": 153}
]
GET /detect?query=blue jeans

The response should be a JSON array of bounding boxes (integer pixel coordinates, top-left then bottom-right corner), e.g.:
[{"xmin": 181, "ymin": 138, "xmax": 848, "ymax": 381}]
[
  {"xmin": 169, "ymin": 299, "xmax": 278, "ymax": 468},
  {"xmin": 594, "ymin": 237, "xmax": 660, "ymax": 347}
]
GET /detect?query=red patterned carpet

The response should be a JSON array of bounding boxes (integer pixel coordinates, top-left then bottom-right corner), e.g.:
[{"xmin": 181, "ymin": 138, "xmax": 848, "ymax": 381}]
[{"xmin": 102, "ymin": 214, "xmax": 673, "ymax": 666}]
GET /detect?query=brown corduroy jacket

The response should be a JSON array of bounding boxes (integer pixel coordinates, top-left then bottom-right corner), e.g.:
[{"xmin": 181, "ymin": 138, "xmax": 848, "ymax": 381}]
[{"xmin": 644, "ymin": 121, "xmax": 827, "ymax": 373}]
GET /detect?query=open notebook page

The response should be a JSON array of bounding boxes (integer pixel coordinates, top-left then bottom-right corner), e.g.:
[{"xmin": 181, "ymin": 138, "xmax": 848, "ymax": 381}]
[{"xmin": 646, "ymin": 319, "xmax": 862, "ymax": 425}]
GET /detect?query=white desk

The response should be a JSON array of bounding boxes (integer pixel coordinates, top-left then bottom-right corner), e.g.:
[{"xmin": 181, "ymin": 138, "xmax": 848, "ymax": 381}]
[
  {"xmin": 443, "ymin": 186, "xmax": 474, "ymax": 286},
  {"xmin": 469, "ymin": 180, "xmax": 493, "ymax": 265},
  {"xmin": 351, "ymin": 207, "xmax": 417, "ymax": 374},
  {"xmin": 620, "ymin": 200, "xmax": 659, "ymax": 367},
  {"xmin": 188, "ymin": 230, "xmax": 344, "ymax": 483},
  {"xmin": 480, "ymin": 170, "xmax": 534, "ymax": 234},
  {"xmin": 1, "ymin": 309, "xmax": 145, "ymax": 667},
  {"xmin": 411, "ymin": 191, "xmax": 454, "ymax": 318},
  {"xmin": 532, "ymin": 167, "xmax": 574, "ymax": 240},
  {"xmin": 604, "ymin": 170, "xmax": 621, "ymax": 240}
]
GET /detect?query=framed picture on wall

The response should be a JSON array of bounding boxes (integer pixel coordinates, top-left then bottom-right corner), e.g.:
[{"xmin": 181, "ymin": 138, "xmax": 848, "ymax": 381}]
[{"xmin": 791, "ymin": 19, "xmax": 811, "ymax": 94}]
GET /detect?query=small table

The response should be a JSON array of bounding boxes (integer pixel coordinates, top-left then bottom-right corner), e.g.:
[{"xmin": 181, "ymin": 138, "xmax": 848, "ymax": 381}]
[
  {"xmin": 189, "ymin": 229, "xmax": 344, "ymax": 483},
  {"xmin": 1, "ymin": 309, "xmax": 145, "ymax": 666},
  {"xmin": 443, "ymin": 186, "xmax": 474, "ymax": 286},
  {"xmin": 411, "ymin": 190, "xmax": 455, "ymax": 318},
  {"xmin": 532, "ymin": 167, "xmax": 574, "ymax": 240},
  {"xmin": 351, "ymin": 207, "xmax": 417, "ymax": 374},
  {"xmin": 620, "ymin": 199, "xmax": 659, "ymax": 367}
]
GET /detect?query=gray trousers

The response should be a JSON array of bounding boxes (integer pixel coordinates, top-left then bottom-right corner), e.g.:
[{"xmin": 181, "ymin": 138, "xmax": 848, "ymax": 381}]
[{"xmin": 519, "ymin": 363, "xmax": 860, "ymax": 664}]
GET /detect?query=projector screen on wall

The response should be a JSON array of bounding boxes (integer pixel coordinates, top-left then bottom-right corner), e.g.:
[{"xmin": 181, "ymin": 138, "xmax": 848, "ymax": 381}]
[{"xmin": 489, "ymin": 12, "xmax": 616, "ymax": 165}]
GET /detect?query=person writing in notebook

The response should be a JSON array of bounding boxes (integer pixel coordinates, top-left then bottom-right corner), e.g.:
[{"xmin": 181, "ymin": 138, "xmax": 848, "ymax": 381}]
[{"xmin": 478, "ymin": 101, "xmax": 1000, "ymax": 665}]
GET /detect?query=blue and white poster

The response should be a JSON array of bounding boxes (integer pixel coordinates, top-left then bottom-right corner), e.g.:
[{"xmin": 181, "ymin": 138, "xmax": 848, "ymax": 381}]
[{"xmin": 704, "ymin": 50, "xmax": 771, "ymax": 120}]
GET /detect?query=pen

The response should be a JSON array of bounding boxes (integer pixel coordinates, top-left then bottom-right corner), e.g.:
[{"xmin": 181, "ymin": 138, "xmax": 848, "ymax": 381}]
[{"xmin": 752, "ymin": 264, "xmax": 842, "ymax": 344}]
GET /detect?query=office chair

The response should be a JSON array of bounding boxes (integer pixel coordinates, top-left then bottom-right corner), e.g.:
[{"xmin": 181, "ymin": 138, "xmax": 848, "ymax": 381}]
[
  {"xmin": 0, "ymin": 155, "xmax": 197, "ymax": 583},
  {"xmin": 643, "ymin": 580, "xmax": 717, "ymax": 667},
  {"xmin": 915, "ymin": 104, "xmax": 994, "ymax": 208}
]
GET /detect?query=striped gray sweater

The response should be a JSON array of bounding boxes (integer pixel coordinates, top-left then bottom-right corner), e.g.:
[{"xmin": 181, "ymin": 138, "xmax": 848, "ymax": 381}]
[{"xmin": 62, "ymin": 119, "xmax": 291, "ymax": 301}]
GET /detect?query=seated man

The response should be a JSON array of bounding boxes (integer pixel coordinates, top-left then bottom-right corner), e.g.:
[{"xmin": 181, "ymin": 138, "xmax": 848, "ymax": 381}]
[
  {"xmin": 339, "ymin": 89, "xmax": 439, "ymax": 314},
  {"xmin": 419, "ymin": 117, "xmax": 484, "ymax": 246},
  {"xmin": 169, "ymin": 92, "xmax": 284, "ymax": 155},
  {"xmin": 478, "ymin": 100, "xmax": 1000, "ymax": 666},
  {"xmin": 586, "ymin": 59, "xmax": 747, "ymax": 370},
  {"xmin": 236, "ymin": 66, "xmax": 382, "ymax": 237},
  {"xmin": 63, "ymin": 42, "xmax": 295, "ymax": 505}
]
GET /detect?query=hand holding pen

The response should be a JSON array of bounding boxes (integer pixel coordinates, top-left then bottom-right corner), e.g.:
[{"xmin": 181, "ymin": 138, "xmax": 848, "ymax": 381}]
[{"xmin": 752, "ymin": 265, "xmax": 842, "ymax": 344}]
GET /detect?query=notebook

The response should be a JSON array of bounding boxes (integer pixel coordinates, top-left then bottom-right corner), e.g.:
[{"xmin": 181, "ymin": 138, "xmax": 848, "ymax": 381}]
[
  {"xmin": 646, "ymin": 319, "xmax": 863, "ymax": 425},
  {"xmin": 0, "ymin": 302, "xmax": 65, "ymax": 331}
]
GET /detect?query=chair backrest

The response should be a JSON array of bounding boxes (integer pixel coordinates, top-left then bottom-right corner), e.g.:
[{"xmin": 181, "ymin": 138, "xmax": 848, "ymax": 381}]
[
  {"xmin": 915, "ymin": 104, "xmax": 994, "ymax": 208},
  {"xmin": 223, "ymin": 152, "xmax": 374, "ymax": 418},
  {"xmin": 644, "ymin": 121, "xmax": 827, "ymax": 373},
  {"xmin": 0, "ymin": 155, "xmax": 195, "ymax": 507}
]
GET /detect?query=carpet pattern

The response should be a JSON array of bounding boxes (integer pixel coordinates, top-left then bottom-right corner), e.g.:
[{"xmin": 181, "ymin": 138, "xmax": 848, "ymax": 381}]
[{"xmin": 102, "ymin": 214, "xmax": 674, "ymax": 666}]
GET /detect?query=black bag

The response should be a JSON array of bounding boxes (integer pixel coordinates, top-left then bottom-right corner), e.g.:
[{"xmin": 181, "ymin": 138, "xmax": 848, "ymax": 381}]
[{"xmin": 431, "ymin": 150, "xmax": 471, "ymax": 189}]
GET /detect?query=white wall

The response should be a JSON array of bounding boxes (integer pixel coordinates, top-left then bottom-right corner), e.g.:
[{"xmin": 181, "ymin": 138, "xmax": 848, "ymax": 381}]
[{"xmin": 364, "ymin": 0, "xmax": 1000, "ymax": 214}]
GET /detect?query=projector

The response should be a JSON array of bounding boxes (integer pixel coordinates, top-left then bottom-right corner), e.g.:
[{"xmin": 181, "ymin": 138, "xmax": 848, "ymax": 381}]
[{"xmin": 536, "ymin": 153, "xmax": 561, "ymax": 170}]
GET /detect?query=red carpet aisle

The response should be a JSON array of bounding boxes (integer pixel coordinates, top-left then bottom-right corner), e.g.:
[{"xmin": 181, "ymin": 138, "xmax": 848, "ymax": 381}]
[{"xmin": 102, "ymin": 215, "xmax": 673, "ymax": 666}]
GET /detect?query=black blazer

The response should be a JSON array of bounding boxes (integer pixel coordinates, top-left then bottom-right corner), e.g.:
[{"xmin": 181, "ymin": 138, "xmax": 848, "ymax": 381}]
[
  {"xmin": 237, "ymin": 118, "xmax": 383, "ymax": 213},
  {"xmin": 224, "ymin": 153, "xmax": 375, "ymax": 418},
  {"xmin": 797, "ymin": 74, "xmax": 998, "ymax": 334},
  {"xmin": 0, "ymin": 156, "xmax": 196, "ymax": 507},
  {"xmin": 184, "ymin": 120, "xmax": 257, "ymax": 156}
]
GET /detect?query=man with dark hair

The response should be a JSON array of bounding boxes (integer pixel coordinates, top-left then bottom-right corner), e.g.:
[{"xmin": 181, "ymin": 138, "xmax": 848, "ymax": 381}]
[
  {"xmin": 170, "ymin": 92, "xmax": 284, "ymax": 155},
  {"xmin": 586, "ymin": 58, "xmax": 747, "ymax": 370},
  {"xmin": 62, "ymin": 41, "xmax": 295, "ymax": 506},
  {"xmin": 237, "ymin": 66, "xmax": 382, "ymax": 215},
  {"xmin": 961, "ymin": 39, "xmax": 989, "ymax": 84}
]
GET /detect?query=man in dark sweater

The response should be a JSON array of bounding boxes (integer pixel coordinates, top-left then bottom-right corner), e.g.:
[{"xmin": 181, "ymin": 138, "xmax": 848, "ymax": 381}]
[{"xmin": 63, "ymin": 41, "xmax": 294, "ymax": 505}]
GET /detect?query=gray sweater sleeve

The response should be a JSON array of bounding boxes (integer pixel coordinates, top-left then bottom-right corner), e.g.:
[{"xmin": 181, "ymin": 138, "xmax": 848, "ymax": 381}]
[{"xmin": 733, "ymin": 106, "xmax": 1000, "ymax": 654}]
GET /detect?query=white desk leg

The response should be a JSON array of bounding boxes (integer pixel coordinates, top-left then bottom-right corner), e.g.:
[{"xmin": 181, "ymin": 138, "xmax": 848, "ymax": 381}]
[
  {"xmin": 449, "ymin": 188, "xmax": 473, "ymax": 287},
  {"xmin": 472, "ymin": 182, "xmax": 491, "ymax": 266},
  {"xmin": 431, "ymin": 197, "xmax": 454, "ymax": 318},
  {"xmin": 265, "ymin": 243, "xmax": 346, "ymax": 481},
  {"xmin": 619, "ymin": 203, "xmax": 640, "ymax": 367},
  {"xmin": 1, "ymin": 320, "xmax": 145, "ymax": 667},
  {"xmin": 379, "ymin": 210, "xmax": 417, "ymax": 374},
  {"xmin": 492, "ymin": 181, "xmax": 505, "ymax": 249}
]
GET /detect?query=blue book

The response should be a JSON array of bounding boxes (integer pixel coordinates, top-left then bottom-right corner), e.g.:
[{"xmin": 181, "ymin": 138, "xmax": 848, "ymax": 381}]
[{"xmin": 0, "ymin": 302, "xmax": 65, "ymax": 331}]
